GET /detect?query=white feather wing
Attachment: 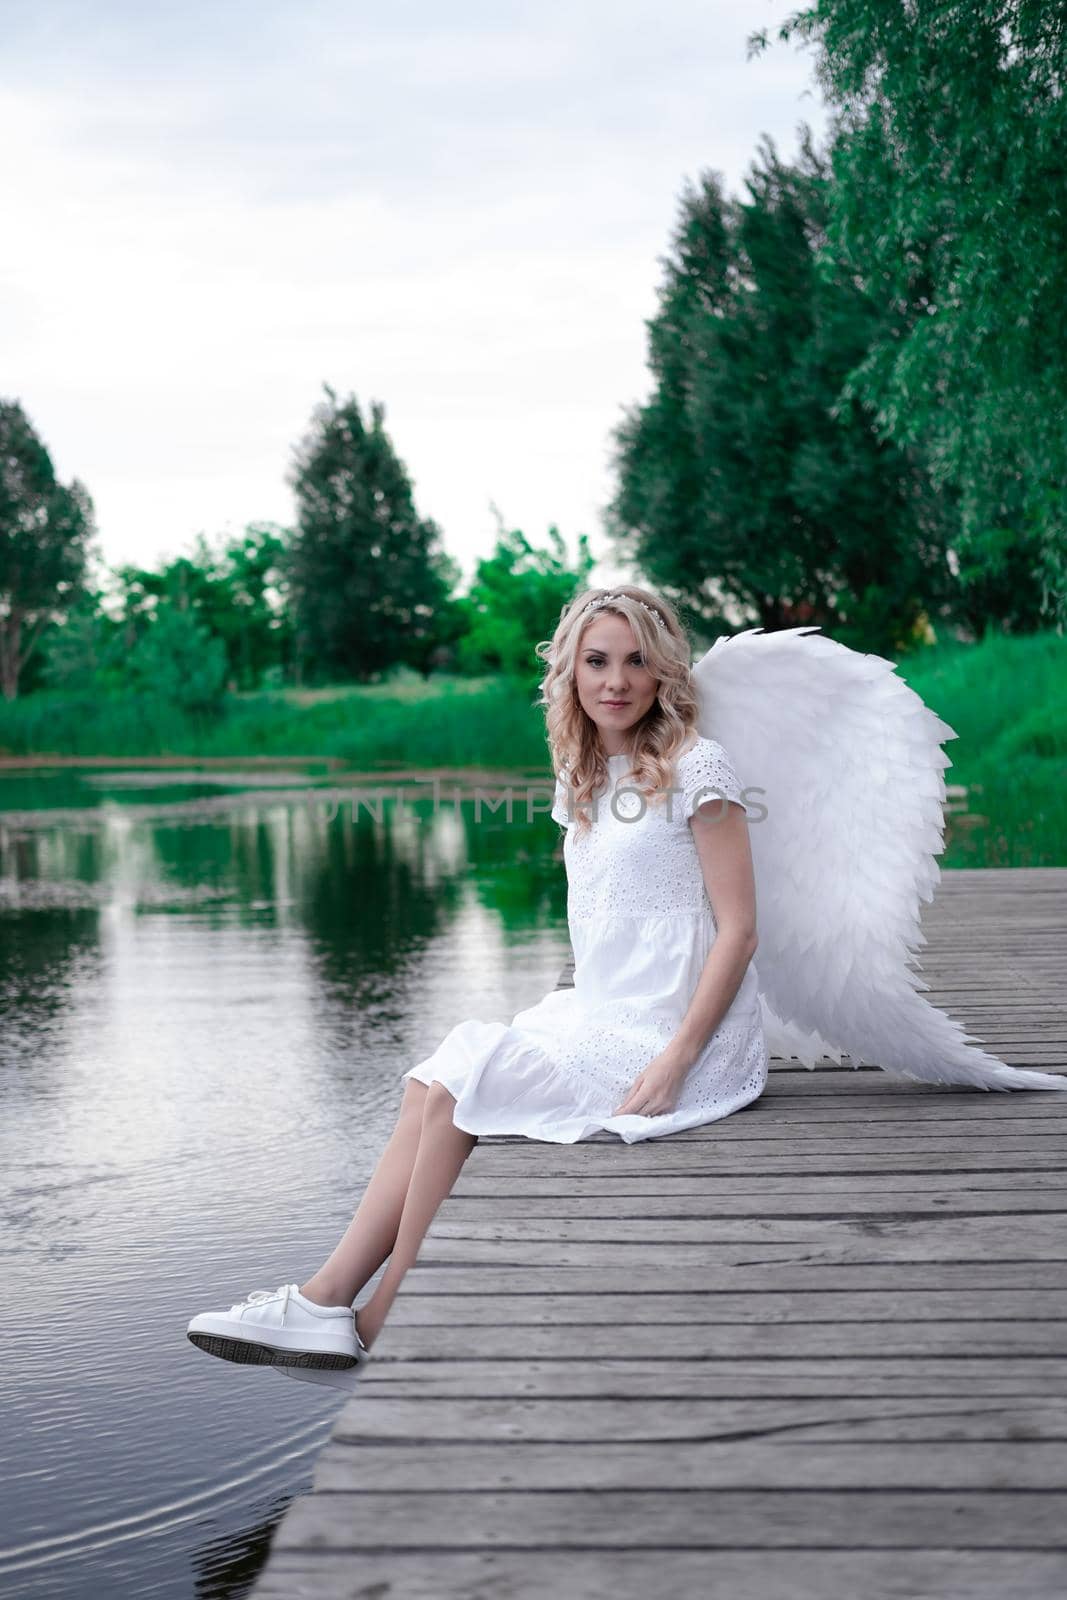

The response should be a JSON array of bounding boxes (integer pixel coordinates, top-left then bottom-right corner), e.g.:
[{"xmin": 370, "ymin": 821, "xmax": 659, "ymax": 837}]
[{"xmin": 693, "ymin": 625, "xmax": 1065, "ymax": 1092}]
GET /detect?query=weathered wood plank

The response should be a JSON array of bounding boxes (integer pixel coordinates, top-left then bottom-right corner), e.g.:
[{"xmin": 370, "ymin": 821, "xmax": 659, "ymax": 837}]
[
  {"xmin": 327, "ymin": 1396, "xmax": 1067, "ymax": 1443},
  {"xmin": 312, "ymin": 1439, "xmax": 1067, "ymax": 1492},
  {"xmin": 252, "ymin": 1549, "xmax": 1067, "ymax": 1600},
  {"xmin": 452, "ymin": 1170, "xmax": 1067, "ymax": 1194},
  {"xmin": 390, "ymin": 1261, "xmax": 1067, "ymax": 1292},
  {"xmin": 421, "ymin": 1215, "xmax": 1067, "ymax": 1249},
  {"xmin": 741, "ymin": 1072, "xmax": 1061, "ymax": 1095},
  {"xmin": 364, "ymin": 1321, "xmax": 1066, "ymax": 1359},
  {"xmin": 654, "ymin": 1104, "xmax": 1067, "ymax": 1126},
  {"xmin": 383, "ymin": 1288, "xmax": 1067, "ymax": 1324},
  {"xmin": 481, "ymin": 1120, "xmax": 1067, "ymax": 1142},
  {"xmin": 471, "ymin": 1134, "xmax": 1067, "ymax": 1156},
  {"xmin": 437, "ymin": 1191, "xmax": 1067, "ymax": 1216},
  {"xmin": 462, "ymin": 1150, "xmax": 1067, "ymax": 1175},
  {"xmin": 351, "ymin": 1355, "xmax": 1067, "ymax": 1398},
  {"xmin": 411, "ymin": 1231, "xmax": 1066, "ymax": 1266},
  {"xmin": 271, "ymin": 1488, "xmax": 1067, "ymax": 1550}
]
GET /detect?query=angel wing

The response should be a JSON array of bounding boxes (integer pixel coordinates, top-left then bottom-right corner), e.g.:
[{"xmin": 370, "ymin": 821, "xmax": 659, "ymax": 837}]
[{"xmin": 692, "ymin": 624, "xmax": 1066, "ymax": 1092}]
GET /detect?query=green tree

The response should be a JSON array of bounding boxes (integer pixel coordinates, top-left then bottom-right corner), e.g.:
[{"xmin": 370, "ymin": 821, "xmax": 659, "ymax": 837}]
[
  {"xmin": 115, "ymin": 523, "xmax": 294, "ymax": 689},
  {"xmin": 0, "ymin": 400, "xmax": 95, "ymax": 698},
  {"xmin": 456, "ymin": 512, "xmax": 596, "ymax": 684},
  {"xmin": 218, "ymin": 523, "xmax": 295, "ymax": 688},
  {"xmin": 608, "ymin": 135, "xmax": 956, "ymax": 654},
  {"xmin": 752, "ymin": 1, "xmax": 1067, "ymax": 630},
  {"xmin": 286, "ymin": 386, "xmax": 457, "ymax": 682},
  {"xmin": 125, "ymin": 600, "xmax": 228, "ymax": 714},
  {"xmin": 38, "ymin": 585, "xmax": 127, "ymax": 692}
]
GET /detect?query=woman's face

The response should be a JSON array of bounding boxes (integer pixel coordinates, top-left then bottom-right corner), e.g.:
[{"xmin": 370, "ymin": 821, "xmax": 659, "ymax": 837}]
[{"xmin": 573, "ymin": 612, "xmax": 659, "ymax": 754}]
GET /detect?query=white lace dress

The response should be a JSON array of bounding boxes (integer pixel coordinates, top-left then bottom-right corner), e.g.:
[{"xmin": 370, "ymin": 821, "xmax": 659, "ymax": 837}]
[{"xmin": 402, "ymin": 736, "xmax": 769, "ymax": 1143}]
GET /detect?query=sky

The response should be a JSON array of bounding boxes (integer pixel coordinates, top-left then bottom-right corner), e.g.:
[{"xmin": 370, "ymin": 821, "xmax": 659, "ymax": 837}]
[{"xmin": 3, "ymin": 0, "xmax": 826, "ymax": 590}]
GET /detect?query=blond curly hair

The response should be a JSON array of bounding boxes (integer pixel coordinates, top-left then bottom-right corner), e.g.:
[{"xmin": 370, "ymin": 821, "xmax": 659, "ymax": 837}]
[{"xmin": 534, "ymin": 585, "xmax": 702, "ymax": 833}]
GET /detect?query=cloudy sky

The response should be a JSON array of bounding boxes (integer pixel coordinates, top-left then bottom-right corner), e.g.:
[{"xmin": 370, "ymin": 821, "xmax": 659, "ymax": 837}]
[{"xmin": 3, "ymin": 1, "xmax": 825, "ymax": 587}]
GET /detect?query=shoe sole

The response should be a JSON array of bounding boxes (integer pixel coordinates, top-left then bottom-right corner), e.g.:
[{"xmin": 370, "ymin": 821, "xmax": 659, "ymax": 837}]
[{"xmin": 187, "ymin": 1331, "xmax": 362, "ymax": 1370}]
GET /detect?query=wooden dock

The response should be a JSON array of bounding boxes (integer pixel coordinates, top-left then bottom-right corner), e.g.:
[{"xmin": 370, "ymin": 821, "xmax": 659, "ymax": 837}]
[{"xmin": 252, "ymin": 867, "xmax": 1067, "ymax": 1599}]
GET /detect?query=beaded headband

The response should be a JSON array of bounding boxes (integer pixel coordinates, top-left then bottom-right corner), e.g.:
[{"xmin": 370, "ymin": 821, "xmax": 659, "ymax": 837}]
[{"xmin": 578, "ymin": 592, "xmax": 668, "ymax": 629}]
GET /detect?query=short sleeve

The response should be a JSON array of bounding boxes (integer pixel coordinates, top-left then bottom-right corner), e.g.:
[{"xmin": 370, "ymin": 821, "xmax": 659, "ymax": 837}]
[
  {"xmin": 550, "ymin": 769, "xmax": 573, "ymax": 827},
  {"xmin": 678, "ymin": 737, "xmax": 745, "ymax": 821}
]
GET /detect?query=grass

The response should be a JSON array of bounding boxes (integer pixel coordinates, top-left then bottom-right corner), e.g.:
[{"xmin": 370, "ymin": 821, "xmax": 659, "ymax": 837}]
[
  {"xmin": 894, "ymin": 629, "xmax": 1066, "ymax": 867},
  {"xmin": 897, "ymin": 629, "xmax": 1067, "ymax": 766},
  {"xmin": 0, "ymin": 673, "xmax": 548, "ymax": 771}
]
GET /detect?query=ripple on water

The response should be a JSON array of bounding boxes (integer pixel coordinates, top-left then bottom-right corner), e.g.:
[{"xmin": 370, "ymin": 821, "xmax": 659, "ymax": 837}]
[{"xmin": 0, "ymin": 880, "xmax": 237, "ymax": 911}]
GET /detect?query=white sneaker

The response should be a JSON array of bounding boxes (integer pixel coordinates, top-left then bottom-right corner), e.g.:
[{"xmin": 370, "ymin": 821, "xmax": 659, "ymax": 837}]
[{"xmin": 187, "ymin": 1282, "xmax": 368, "ymax": 1370}]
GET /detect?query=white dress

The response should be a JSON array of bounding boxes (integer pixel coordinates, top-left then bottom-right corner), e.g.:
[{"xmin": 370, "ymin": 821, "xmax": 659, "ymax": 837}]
[{"xmin": 402, "ymin": 736, "xmax": 769, "ymax": 1143}]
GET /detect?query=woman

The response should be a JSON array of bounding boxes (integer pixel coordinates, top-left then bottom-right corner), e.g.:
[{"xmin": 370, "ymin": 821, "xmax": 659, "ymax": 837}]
[
  {"xmin": 187, "ymin": 585, "xmax": 768, "ymax": 1370},
  {"xmin": 188, "ymin": 582, "xmax": 1064, "ymax": 1372}
]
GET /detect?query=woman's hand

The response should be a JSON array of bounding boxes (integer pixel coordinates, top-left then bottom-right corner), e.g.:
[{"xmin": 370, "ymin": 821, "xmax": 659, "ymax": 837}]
[{"xmin": 614, "ymin": 1048, "xmax": 691, "ymax": 1117}]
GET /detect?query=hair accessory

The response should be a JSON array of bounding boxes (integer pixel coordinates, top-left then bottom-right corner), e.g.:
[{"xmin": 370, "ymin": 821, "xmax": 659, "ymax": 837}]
[{"xmin": 579, "ymin": 593, "xmax": 667, "ymax": 629}]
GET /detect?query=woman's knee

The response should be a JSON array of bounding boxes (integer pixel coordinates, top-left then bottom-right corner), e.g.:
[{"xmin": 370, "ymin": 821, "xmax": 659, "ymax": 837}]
[
  {"xmin": 421, "ymin": 1083, "xmax": 479, "ymax": 1155},
  {"xmin": 396, "ymin": 1078, "xmax": 429, "ymax": 1127},
  {"xmin": 421, "ymin": 1079, "xmax": 459, "ymax": 1122}
]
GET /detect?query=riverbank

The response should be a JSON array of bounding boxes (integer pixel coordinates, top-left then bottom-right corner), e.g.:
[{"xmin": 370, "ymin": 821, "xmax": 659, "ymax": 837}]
[{"xmin": 1, "ymin": 631, "xmax": 1064, "ymax": 866}]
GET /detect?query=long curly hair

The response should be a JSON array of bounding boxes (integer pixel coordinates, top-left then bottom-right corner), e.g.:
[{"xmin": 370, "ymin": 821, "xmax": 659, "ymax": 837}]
[{"xmin": 534, "ymin": 584, "xmax": 702, "ymax": 834}]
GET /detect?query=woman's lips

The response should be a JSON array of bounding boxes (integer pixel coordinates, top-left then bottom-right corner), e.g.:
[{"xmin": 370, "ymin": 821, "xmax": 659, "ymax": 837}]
[{"xmin": 601, "ymin": 700, "xmax": 630, "ymax": 706}]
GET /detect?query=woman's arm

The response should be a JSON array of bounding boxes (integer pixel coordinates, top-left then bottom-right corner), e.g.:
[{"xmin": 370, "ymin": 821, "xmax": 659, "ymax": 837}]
[
  {"xmin": 667, "ymin": 796, "xmax": 759, "ymax": 1068},
  {"xmin": 613, "ymin": 796, "xmax": 758, "ymax": 1116}
]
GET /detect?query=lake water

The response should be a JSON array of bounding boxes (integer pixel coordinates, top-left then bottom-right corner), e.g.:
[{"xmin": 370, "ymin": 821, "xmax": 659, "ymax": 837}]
[{"xmin": 0, "ymin": 763, "xmax": 568, "ymax": 1599}]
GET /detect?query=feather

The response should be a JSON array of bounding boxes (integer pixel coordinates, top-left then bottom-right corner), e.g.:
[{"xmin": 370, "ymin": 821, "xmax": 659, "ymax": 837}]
[{"xmin": 692, "ymin": 625, "xmax": 1066, "ymax": 1092}]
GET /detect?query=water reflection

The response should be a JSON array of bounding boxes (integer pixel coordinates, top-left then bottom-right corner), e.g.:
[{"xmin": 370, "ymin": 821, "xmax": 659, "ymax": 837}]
[
  {"xmin": 189, "ymin": 1498, "xmax": 289, "ymax": 1600},
  {"xmin": 0, "ymin": 765, "xmax": 568, "ymax": 1599}
]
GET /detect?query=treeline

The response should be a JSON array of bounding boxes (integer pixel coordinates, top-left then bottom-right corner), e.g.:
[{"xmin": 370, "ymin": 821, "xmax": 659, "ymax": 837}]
[
  {"xmin": 0, "ymin": 387, "xmax": 594, "ymax": 708},
  {"xmin": 2, "ymin": 0, "xmax": 1063, "ymax": 709}
]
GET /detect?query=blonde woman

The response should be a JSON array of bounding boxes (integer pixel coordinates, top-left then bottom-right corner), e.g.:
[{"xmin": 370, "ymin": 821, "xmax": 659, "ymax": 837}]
[{"xmin": 188, "ymin": 585, "xmax": 1063, "ymax": 1373}]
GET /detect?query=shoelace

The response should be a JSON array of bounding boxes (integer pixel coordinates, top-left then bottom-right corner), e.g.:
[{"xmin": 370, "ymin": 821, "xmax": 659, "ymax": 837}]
[
  {"xmin": 231, "ymin": 1283, "xmax": 292, "ymax": 1317},
  {"xmin": 230, "ymin": 1282, "xmax": 367, "ymax": 1355}
]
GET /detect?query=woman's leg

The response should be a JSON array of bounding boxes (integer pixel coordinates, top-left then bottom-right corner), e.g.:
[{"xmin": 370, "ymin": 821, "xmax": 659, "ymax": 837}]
[
  {"xmin": 354, "ymin": 1081, "xmax": 478, "ymax": 1348},
  {"xmin": 299, "ymin": 1077, "xmax": 430, "ymax": 1308}
]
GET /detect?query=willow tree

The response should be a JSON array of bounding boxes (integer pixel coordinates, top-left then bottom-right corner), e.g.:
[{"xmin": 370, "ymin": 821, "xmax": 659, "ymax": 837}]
[{"xmin": 751, "ymin": 1, "xmax": 1067, "ymax": 631}]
